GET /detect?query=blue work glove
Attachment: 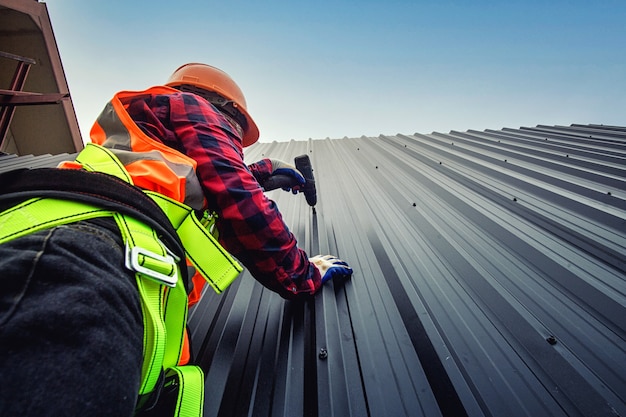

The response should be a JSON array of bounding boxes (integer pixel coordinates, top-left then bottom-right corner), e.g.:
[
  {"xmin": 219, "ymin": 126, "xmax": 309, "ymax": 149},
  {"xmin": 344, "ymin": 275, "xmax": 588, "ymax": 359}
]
[
  {"xmin": 269, "ymin": 159, "xmax": 306, "ymax": 193},
  {"xmin": 309, "ymin": 255, "xmax": 353, "ymax": 283}
]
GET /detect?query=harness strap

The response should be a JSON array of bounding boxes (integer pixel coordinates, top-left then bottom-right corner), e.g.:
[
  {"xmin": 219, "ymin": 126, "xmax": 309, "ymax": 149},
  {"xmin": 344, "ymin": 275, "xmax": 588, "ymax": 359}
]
[
  {"xmin": 73, "ymin": 143, "xmax": 242, "ymax": 293},
  {"xmin": 117, "ymin": 213, "xmax": 204, "ymax": 416},
  {"xmin": 0, "ymin": 198, "xmax": 202, "ymax": 415},
  {"xmin": 0, "ymin": 143, "xmax": 240, "ymax": 416},
  {"xmin": 0, "ymin": 197, "xmax": 116, "ymax": 245},
  {"xmin": 0, "ymin": 199, "xmax": 174, "ymax": 385},
  {"xmin": 166, "ymin": 366, "xmax": 204, "ymax": 416},
  {"xmin": 146, "ymin": 191, "xmax": 241, "ymax": 292},
  {"xmin": 73, "ymin": 142, "xmax": 134, "ymax": 182},
  {"xmin": 0, "ymin": 167, "xmax": 188, "ymax": 289},
  {"xmin": 114, "ymin": 209, "xmax": 173, "ymax": 398}
]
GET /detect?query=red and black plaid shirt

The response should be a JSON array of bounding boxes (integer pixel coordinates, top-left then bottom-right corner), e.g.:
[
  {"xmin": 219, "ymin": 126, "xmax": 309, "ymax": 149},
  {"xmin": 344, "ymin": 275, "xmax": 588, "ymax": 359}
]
[{"xmin": 124, "ymin": 90, "xmax": 321, "ymax": 299}]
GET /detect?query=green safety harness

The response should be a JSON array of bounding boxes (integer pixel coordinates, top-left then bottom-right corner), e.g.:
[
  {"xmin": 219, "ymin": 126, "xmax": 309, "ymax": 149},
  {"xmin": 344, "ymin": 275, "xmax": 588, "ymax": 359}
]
[{"xmin": 0, "ymin": 143, "xmax": 243, "ymax": 416}]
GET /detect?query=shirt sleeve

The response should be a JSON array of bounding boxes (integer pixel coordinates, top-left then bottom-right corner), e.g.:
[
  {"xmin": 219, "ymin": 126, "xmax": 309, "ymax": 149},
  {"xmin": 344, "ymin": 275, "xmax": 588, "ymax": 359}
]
[
  {"xmin": 141, "ymin": 92, "xmax": 321, "ymax": 299},
  {"xmin": 247, "ymin": 158, "xmax": 273, "ymax": 184}
]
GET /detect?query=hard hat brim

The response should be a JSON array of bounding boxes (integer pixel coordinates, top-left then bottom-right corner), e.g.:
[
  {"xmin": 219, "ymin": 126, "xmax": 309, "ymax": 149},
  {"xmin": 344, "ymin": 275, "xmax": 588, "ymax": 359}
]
[
  {"xmin": 166, "ymin": 63, "xmax": 260, "ymax": 147},
  {"xmin": 238, "ymin": 106, "xmax": 259, "ymax": 147}
]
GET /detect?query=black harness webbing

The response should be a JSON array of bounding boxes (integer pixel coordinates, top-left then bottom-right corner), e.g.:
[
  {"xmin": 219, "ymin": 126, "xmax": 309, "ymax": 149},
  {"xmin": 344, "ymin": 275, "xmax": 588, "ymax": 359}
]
[{"xmin": 0, "ymin": 168, "xmax": 189, "ymax": 289}]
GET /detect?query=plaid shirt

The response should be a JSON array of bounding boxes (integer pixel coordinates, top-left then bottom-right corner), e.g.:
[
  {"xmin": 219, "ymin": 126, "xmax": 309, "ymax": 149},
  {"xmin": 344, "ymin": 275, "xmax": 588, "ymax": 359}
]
[{"xmin": 124, "ymin": 90, "xmax": 321, "ymax": 299}]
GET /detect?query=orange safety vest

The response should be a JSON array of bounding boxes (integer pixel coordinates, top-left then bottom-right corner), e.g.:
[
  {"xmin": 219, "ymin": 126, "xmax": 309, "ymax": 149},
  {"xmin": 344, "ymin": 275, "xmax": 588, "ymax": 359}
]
[
  {"xmin": 91, "ymin": 86, "xmax": 207, "ymax": 211},
  {"xmin": 61, "ymin": 86, "xmax": 218, "ymax": 363}
]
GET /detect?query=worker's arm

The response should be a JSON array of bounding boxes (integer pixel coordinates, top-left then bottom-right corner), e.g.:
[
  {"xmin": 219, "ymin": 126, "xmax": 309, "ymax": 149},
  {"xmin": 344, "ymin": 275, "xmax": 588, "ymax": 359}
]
[
  {"xmin": 248, "ymin": 158, "xmax": 305, "ymax": 192},
  {"xmin": 247, "ymin": 158, "xmax": 272, "ymax": 182},
  {"xmin": 162, "ymin": 93, "xmax": 323, "ymax": 298}
]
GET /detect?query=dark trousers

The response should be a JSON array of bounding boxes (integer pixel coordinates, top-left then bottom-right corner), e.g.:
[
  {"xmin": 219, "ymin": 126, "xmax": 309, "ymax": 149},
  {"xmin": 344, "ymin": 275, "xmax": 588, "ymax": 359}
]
[{"xmin": 0, "ymin": 221, "xmax": 144, "ymax": 416}]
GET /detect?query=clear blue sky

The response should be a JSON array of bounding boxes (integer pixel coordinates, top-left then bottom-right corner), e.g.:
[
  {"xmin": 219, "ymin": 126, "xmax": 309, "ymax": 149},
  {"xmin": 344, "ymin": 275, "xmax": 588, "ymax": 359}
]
[{"xmin": 46, "ymin": 0, "xmax": 625, "ymax": 143}]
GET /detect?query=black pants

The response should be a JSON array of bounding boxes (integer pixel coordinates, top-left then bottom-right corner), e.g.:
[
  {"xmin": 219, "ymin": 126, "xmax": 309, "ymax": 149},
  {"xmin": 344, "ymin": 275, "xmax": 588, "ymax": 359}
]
[{"xmin": 0, "ymin": 221, "xmax": 144, "ymax": 416}]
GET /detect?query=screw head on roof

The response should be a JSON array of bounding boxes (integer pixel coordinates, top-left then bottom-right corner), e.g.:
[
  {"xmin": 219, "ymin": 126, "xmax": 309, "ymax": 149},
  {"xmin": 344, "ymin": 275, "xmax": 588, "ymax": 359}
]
[
  {"xmin": 319, "ymin": 348, "xmax": 328, "ymax": 360},
  {"xmin": 546, "ymin": 336, "xmax": 557, "ymax": 345}
]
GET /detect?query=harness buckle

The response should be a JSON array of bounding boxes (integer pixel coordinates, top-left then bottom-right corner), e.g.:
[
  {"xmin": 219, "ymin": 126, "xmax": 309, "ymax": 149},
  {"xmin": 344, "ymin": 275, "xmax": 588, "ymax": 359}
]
[{"xmin": 125, "ymin": 244, "xmax": 179, "ymax": 287}]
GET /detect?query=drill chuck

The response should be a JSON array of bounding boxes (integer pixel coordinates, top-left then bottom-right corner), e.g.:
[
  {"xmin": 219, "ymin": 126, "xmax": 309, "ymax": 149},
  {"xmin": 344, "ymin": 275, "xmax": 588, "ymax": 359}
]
[{"xmin": 294, "ymin": 155, "xmax": 317, "ymax": 207}]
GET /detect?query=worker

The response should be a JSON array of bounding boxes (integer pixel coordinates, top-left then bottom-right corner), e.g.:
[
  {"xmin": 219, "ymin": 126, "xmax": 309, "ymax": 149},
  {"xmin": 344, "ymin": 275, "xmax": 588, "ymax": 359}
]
[{"xmin": 0, "ymin": 63, "xmax": 352, "ymax": 417}]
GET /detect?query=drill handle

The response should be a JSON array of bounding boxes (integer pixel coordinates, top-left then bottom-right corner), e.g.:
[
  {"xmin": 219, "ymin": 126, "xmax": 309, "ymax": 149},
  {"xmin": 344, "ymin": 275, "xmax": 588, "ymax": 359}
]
[
  {"xmin": 260, "ymin": 154, "xmax": 317, "ymax": 208},
  {"xmin": 261, "ymin": 175, "xmax": 300, "ymax": 192}
]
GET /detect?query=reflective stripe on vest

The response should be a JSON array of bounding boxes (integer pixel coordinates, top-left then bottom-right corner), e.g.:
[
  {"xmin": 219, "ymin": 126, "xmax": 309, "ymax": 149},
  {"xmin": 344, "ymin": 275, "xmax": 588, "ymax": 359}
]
[{"xmin": 90, "ymin": 86, "xmax": 206, "ymax": 210}]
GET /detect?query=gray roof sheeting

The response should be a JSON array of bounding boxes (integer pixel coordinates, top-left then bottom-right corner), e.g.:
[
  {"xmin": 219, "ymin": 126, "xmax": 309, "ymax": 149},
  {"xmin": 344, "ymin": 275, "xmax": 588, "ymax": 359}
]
[
  {"xmin": 190, "ymin": 124, "xmax": 626, "ymax": 417},
  {"xmin": 1, "ymin": 124, "xmax": 624, "ymax": 416},
  {"xmin": 0, "ymin": 152, "xmax": 73, "ymax": 172}
]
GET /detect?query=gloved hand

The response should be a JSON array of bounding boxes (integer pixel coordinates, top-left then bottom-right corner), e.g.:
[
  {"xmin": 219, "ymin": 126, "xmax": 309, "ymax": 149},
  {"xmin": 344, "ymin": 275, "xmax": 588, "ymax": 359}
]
[
  {"xmin": 269, "ymin": 159, "xmax": 306, "ymax": 193},
  {"xmin": 309, "ymin": 255, "xmax": 353, "ymax": 283}
]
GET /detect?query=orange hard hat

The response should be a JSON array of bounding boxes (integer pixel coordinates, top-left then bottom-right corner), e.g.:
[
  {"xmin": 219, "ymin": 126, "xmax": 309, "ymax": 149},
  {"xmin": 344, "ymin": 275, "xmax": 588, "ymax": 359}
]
[{"xmin": 165, "ymin": 63, "xmax": 260, "ymax": 147}]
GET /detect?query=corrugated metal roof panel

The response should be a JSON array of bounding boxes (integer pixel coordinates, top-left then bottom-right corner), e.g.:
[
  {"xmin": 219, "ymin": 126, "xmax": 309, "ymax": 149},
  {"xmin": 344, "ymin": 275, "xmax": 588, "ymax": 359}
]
[
  {"xmin": 189, "ymin": 124, "xmax": 626, "ymax": 417},
  {"xmin": 0, "ymin": 152, "xmax": 74, "ymax": 172},
  {"xmin": 1, "ymin": 124, "xmax": 624, "ymax": 416}
]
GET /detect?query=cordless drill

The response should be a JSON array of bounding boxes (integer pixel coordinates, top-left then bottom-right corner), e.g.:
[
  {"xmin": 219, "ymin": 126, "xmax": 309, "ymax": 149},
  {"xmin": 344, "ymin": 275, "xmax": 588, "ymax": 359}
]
[{"xmin": 261, "ymin": 154, "xmax": 317, "ymax": 208}]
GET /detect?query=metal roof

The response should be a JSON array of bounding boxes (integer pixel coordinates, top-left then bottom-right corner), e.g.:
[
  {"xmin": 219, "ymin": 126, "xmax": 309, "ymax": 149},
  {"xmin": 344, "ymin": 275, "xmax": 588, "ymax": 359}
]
[
  {"xmin": 189, "ymin": 124, "xmax": 626, "ymax": 417},
  {"xmin": 1, "ymin": 123, "xmax": 624, "ymax": 416},
  {"xmin": 0, "ymin": 151, "xmax": 73, "ymax": 173}
]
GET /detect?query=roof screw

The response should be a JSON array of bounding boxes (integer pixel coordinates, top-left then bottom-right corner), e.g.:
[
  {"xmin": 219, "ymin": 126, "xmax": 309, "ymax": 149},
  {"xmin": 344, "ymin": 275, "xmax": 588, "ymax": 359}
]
[
  {"xmin": 546, "ymin": 336, "xmax": 557, "ymax": 345},
  {"xmin": 375, "ymin": 166, "xmax": 378, "ymax": 169},
  {"xmin": 607, "ymin": 191, "xmax": 612, "ymax": 196},
  {"xmin": 319, "ymin": 348, "xmax": 328, "ymax": 360},
  {"xmin": 412, "ymin": 203, "xmax": 416, "ymax": 207},
  {"xmin": 513, "ymin": 197, "xmax": 518, "ymax": 202}
]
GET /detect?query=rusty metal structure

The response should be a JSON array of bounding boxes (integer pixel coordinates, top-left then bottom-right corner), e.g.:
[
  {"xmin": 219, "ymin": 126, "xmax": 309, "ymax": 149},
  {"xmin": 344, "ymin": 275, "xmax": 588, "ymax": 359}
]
[{"xmin": 0, "ymin": 0, "xmax": 82, "ymax": 155}]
